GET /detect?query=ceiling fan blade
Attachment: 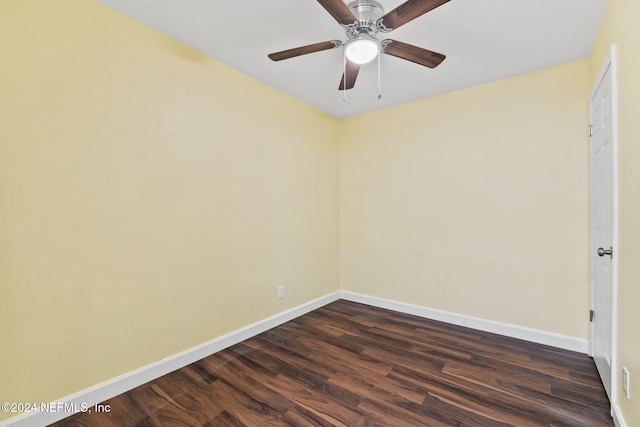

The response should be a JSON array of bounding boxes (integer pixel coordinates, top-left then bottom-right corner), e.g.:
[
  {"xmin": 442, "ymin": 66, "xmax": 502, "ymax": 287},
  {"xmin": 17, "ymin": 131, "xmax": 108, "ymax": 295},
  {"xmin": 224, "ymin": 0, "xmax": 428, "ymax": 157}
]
[
  {"xmin": 377, "ymin": 0, "xmax": 450, "ymax": 32},
  {"xmin": 268, "ymin": 40, "xmax": 342, "ymax": 61},
  {"xmin": 382, "ymin": 39, "xmax": 445, "ymax": 68},
  {"xmin": 316, "ymin": 0, "xmax": 358, "ymax": 26},
  {"xmin": 339, "ymin": 60, "xmax": 360, "ymax": 90}
]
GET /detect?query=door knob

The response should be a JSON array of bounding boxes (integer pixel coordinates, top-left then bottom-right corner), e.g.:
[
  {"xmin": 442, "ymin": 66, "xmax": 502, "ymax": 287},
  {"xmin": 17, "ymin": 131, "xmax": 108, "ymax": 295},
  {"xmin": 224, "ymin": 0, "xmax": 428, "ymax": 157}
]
[{"xmin": 598, "ymin": 247, "xmax": 613, "ymax": 258}]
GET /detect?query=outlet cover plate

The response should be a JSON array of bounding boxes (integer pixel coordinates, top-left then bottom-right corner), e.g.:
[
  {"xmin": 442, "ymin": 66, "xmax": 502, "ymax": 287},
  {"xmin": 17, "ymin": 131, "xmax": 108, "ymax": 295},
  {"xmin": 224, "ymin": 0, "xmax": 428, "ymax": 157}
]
[{"xmin": 623, "ymin": 367, "xmax": 631, "ymax": 399}]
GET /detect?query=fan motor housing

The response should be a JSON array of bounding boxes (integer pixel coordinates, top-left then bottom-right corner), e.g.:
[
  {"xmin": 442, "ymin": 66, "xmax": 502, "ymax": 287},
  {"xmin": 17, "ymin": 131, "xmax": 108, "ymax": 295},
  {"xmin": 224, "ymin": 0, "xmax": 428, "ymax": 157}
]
[{"xmin": 346, "ymin": 0, "xmax": 384, "ymax": 38}]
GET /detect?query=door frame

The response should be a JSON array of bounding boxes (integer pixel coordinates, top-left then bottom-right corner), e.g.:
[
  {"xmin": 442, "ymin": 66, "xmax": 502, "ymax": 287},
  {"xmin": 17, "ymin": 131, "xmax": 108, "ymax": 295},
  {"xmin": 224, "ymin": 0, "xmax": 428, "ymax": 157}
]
[{"xmin": 588, "ymin": 44, "xmax": 619, "ymax": 404}]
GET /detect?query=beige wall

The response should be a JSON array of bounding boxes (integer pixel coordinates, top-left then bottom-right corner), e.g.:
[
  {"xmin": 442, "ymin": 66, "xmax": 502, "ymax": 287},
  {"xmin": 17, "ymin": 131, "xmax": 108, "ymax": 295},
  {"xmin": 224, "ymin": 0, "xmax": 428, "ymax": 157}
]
[
  {"xmin": 340, "ymin": 59, "xmax": 589, "ymax": 338},
  {"xmin": 0, "ymin": 0, "xmax": 339, "ymax": 419},
  {"xmin": 4, "ymin": 0, "xmax": 634, "ymax": 424},
  {"xmin": 590, "ymin": 0, "xmax": 640, "ymax": 424}
]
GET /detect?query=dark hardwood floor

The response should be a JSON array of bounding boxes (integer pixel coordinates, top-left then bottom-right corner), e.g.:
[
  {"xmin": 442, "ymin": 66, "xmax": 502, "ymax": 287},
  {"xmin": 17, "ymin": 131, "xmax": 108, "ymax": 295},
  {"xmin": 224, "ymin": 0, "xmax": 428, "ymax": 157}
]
[{"xmin": 51, "ymin": 300, "xmax": 613, "ymax": 426}]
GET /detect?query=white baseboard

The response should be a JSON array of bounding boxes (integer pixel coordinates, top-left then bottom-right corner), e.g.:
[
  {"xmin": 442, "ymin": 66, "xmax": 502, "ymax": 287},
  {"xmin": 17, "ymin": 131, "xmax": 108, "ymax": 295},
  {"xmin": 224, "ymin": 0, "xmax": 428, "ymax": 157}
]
[
  {"xmin": 1, "ymin": 290, "xmax": 591, "ymax": 427},
  {"xmin": 0, "ymin": 292, "xmax": 341, "ymax": 427},
  {"xmin": 612, "ymin": 402, "xmax": 628, "ymax": 427},
  {"xmin": 338, "ymin": 291, "xmax": 589, "ymax": 353}
]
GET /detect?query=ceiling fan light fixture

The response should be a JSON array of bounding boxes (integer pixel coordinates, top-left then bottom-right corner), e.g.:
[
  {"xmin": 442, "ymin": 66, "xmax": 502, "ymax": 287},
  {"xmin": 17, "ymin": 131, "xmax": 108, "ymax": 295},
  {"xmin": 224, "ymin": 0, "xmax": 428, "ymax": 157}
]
[{"xmin": 345, "ymin": 35, "xmax": 379, "ymax": 64}]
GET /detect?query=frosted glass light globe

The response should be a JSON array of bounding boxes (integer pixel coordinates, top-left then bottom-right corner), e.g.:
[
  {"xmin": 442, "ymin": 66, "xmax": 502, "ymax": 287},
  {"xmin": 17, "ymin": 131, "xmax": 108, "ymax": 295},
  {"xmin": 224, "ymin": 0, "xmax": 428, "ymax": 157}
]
[{"xmin": 345, "ymin": 36, "xmax": 379, "ymax": 64}]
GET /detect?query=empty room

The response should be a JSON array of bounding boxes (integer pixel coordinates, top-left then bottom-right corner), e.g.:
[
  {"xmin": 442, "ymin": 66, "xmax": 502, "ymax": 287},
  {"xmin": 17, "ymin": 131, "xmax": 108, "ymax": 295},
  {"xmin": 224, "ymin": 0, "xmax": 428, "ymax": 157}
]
[{"xmin": 1, "ymin": 0, "xmax": 639, "ymax": 426}]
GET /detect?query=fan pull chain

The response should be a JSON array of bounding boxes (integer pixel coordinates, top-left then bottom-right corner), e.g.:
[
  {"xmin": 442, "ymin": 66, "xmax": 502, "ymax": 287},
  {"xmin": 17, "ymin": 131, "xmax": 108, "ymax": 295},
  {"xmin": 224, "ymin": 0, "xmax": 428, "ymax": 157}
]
[
  {"xmin": 342, "ymin": 48, "xmax": 348, "ymax": 102},
  {"xmin": 377, "ymin": 50, "xmax": 382, "ymax": 100}
]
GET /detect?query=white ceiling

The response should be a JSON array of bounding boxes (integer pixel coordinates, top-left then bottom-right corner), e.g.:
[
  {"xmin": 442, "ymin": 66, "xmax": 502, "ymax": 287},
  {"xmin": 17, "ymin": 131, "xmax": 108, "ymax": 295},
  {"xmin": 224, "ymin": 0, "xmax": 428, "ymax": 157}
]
[{"xmin": 96, "ymin": 0, "xmax": 608, "ymax": 119}]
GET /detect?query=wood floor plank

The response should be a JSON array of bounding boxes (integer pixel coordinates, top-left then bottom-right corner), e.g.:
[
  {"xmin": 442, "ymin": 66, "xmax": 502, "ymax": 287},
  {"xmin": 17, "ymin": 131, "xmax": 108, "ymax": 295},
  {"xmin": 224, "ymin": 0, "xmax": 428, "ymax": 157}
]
[
  {"xmin": 51, "ymin": 301, "xmax": 613, "ymax": 427},
  {"xmin": 387, "ymin": 364, "xmax": 549, "ymax": 426}
]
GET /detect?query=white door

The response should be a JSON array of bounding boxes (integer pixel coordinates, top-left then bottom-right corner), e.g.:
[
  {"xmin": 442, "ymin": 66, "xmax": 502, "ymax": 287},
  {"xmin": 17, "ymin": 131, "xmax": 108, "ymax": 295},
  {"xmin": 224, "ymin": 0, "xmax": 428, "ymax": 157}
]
[{"xmin": 589, "ymin": 46, "xmax": 617, "ymax": 401}]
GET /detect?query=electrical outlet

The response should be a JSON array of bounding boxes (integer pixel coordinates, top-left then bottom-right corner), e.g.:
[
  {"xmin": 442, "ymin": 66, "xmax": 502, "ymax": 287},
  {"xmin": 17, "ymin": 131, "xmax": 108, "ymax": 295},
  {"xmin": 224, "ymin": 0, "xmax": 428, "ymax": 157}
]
[
  {"xmin": 277, "ymin": 286, "xmax": 285, "ymax": 300},
  {"xmin": 623, "ymin": 367, "xmax": 631, "ymax": 399}
]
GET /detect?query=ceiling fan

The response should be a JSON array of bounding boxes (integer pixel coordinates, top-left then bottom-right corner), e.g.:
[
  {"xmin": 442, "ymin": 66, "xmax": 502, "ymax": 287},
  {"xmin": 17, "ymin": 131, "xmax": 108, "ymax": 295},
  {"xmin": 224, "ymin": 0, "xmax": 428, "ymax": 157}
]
[{"xmin": 268, "ymin": 0, "xmax": 450, "ymax": 91}]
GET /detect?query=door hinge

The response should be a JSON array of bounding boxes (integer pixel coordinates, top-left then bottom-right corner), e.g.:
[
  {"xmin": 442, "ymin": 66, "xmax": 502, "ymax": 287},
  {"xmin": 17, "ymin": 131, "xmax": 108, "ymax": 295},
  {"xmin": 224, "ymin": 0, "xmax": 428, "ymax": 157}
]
[
  {"xmin": 589, "ymin": 124, "xmax": 593, "ymax": 137},
  {"xmin": 590, "ymin": 310, "xmax": 595, "ymax": 322}
]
